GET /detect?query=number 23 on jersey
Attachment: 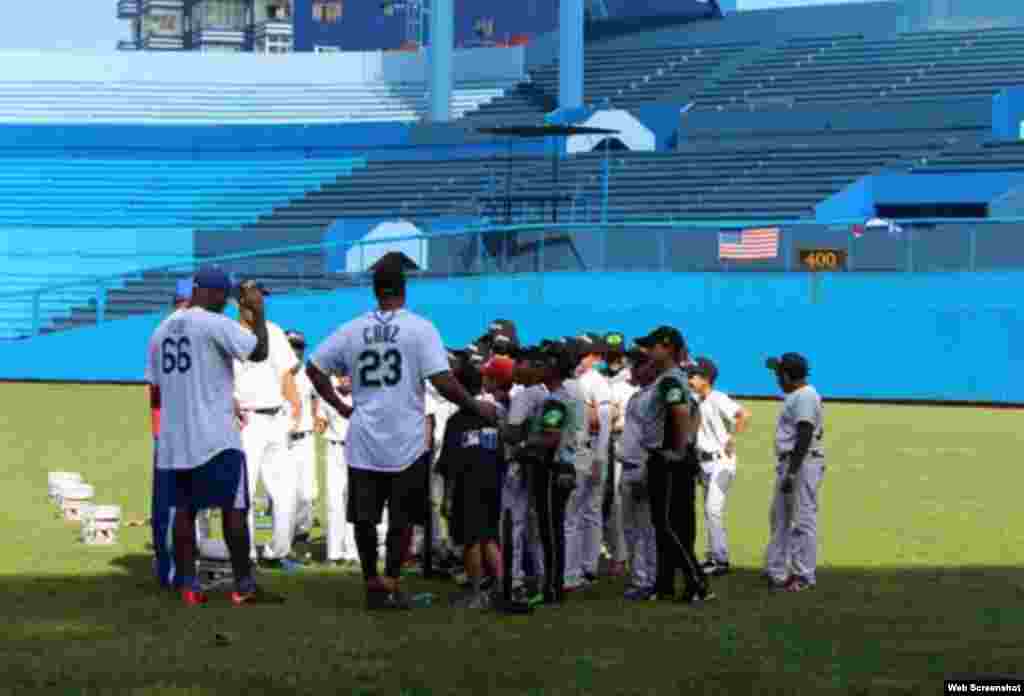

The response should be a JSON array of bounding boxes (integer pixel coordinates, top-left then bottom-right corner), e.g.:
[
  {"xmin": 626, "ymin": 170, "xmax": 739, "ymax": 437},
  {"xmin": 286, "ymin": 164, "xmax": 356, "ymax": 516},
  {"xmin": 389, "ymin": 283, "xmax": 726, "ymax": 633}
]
[{"xmin": 358, "ymin": 348, "xmax": 403, "ymax": 387}]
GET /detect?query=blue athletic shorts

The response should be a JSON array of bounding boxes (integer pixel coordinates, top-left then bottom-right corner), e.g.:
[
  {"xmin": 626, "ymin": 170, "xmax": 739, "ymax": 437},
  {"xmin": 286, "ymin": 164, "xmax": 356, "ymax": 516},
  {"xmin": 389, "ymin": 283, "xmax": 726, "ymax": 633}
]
[{"xmin": 172, "ymin": 449, "xmax": 250, "ymax": 513}]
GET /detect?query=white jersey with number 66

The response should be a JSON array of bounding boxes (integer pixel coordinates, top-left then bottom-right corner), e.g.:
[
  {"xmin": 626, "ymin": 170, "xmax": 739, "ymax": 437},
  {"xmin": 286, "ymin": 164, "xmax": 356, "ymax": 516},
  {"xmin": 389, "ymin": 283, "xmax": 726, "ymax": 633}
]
[
  {"xmin": 146, "ymin": 307, "xmax": 257, "ymax": 472},
  {"xmin": 309, "ymin": 309, "xmax": 449, "ymax": 473}
]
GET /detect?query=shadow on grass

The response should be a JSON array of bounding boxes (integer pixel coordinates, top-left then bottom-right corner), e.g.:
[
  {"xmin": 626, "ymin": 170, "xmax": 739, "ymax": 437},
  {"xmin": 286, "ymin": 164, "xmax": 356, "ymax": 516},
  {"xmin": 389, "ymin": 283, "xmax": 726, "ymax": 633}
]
[{"xmin": 3, "ymin": 558, "xmax": 1024, "ymax": 696}]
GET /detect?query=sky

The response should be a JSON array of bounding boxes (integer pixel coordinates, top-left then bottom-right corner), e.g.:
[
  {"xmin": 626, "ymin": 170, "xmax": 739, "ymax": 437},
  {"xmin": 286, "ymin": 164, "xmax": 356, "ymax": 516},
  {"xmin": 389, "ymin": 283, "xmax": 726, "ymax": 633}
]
[{"xmin": 0, "ymin": 0, "xmax": 871, "ymax": 52}]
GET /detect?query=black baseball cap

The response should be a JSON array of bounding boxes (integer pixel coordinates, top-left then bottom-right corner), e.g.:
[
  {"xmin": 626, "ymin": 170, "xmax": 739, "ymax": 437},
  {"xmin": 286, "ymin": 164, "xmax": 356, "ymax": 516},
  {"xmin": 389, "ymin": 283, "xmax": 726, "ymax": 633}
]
[
  {"xmin": 575, "ymin": 332, "xmax": 609, "ymax": 355},
  {"xmin": 285, "ymin": 330, "xmax": 306, "ymax": 349},
  {"xmin": 687, "ymin": 356, "xmax": 718, "ymax": 384},
  {"xmin": 488, "ymin": 318, "xmax": 519, "ymax": 344},
  {"xmin": 604, "ymin": 332, "xmax": 626, "ymax": 355},
  {"xmin": 635, "ymin": 325, "xmax": 686, "ymax": 352},
  {"xmin": 372, "ymin": 260, "xmax": 406, "ymax": 298},
  {"xmin": 766, "ymin": 352, "xmax": 810, "ymax": 380}
]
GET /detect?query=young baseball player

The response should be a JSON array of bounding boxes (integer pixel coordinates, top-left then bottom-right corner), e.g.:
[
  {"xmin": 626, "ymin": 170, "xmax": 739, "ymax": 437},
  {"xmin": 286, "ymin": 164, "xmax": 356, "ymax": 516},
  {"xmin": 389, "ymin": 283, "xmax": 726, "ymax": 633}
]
[
  {"xmin": 286, "ymin": 330, "xmax": 326, "ymax": 545},
  {"xmin": 764, "ymin": 353, "xmax": 825, "ymax": 593},
  {"xmin": 504, "ymin": 343, "xmax": 579, "ymax": 607},
  {"xmin": 439, "ymin": 363, "xmax": 507, "ymax": 609},
  {"xmin": 233, "ymin": 283, "xmax": 302, "ymax": 565},
  {"xmin": 146, "ymin": 270, "xmax": 282, "ymax": 606},
  {"xmin": 564, "ymin": 333, "xmax": 612, "ymax": 589},
  {"xmin": 306, "ymin": 260, "xmax": 498, "ymax": 610},
  {"xmin": 500, "ymin": 351, "xmax": 549, "ymax": 603},
  {"xmin": 635, "ymin": 326, "xmax": 714, "ymax": 604},
  {"xmin": 687, "ymin": 357, "xmax": 751, "ymax": 576},
  {"xmin": 617, "ymin": 347, "xmax": 659, "ymax": 600}
]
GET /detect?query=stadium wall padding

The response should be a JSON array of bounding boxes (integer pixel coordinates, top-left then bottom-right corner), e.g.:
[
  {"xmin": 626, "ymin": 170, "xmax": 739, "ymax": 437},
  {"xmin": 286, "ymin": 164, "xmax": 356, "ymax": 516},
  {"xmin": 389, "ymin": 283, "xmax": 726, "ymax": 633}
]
[{"xmin": 2, "ymin": 271, "xmax": 1022, "ymax": 403}]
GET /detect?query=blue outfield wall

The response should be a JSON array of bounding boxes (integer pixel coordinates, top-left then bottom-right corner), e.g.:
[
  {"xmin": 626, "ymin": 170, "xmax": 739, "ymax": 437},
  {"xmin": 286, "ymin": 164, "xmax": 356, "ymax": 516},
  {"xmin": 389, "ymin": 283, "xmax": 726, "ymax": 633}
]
[{"xmin": 0, "ymin": 271, "xmax": 1022, "ymax": 403}]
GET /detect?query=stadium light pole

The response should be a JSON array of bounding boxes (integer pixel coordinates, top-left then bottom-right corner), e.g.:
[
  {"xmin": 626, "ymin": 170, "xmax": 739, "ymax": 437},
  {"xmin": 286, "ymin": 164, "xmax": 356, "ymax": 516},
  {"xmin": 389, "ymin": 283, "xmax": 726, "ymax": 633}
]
[
  {"xmin": 559, "ymin": 0, "xmax": 584, "ymax": 111},
  {"xmin": 429, "ymin": 0, "xmax": 454, "ymax": 122}
]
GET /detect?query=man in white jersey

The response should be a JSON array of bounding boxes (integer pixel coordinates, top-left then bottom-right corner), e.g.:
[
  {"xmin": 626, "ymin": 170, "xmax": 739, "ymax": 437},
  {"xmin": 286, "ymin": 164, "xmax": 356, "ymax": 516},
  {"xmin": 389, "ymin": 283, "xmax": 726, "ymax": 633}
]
[
  {"xmin": 233, "ymin": 282, "xmax": 302, "ymax": 565},
  {"xmin": 306, "ymin": 260, "xmax": 498, "ymax": 610},
  {"xmin": 146, "ymin": 269, "xmax": 282, "ymax": 606},
  {"xmin": 687, "ymin": 357, "xmax": 751, "ymax": 576},
  {"xmin": 564, "ymin": 333, "xmax": 612, "ymax": 590},
  {"xmin": 764, "ymin": 352, "xmax": 825, "ymax": 593},
  {"xmin": 286, "ymin": 330, "xmax": 326, "ymax": 545}
]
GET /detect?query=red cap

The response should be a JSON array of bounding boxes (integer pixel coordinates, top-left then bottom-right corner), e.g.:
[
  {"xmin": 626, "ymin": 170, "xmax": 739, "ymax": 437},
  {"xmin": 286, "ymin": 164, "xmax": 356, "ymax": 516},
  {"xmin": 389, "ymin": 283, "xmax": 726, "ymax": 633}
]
[{"xmin": 481, "ymin": 355, "xmax": 515, "ymax": 387}]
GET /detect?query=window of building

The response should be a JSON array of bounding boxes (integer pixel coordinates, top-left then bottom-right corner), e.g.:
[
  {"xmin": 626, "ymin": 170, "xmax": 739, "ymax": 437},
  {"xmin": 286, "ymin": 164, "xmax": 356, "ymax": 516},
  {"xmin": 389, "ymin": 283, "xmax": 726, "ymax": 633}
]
[
  {"xmin": 143, "ymin": 11, "xmax": 181, "ymax": 36},
  {"xmin": 197, "ymin": 0, "xmax": 246, "ymax": 30},
  {"xmin": 257, "ymin": 34, "xmax": 293, "ymax": 53},
  {"xmin": 313, "ymin": 1, "xmax": 342, "ymax": 24}
]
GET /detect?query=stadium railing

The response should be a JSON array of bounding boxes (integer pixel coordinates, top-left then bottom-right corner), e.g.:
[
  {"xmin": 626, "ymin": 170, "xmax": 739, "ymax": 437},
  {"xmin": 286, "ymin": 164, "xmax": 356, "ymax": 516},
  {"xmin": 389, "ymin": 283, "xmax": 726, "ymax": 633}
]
[{"xmin": 3, "ymin": 216, "xmax": 1024, "ymax": 339}]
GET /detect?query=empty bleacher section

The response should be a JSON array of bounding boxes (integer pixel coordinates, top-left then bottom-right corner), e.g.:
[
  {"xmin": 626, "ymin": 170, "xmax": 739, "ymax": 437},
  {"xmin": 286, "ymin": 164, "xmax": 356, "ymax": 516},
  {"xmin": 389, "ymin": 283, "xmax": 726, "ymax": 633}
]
[
  {"xmin": 0, "ymin": 47, "xmax": 526, "ymax": 124},
  {"xmin": 0, "ymin": 80, "xmax": 515, "ymax": 125},
  {"xmin": 912, "ymin": 140, "xmax": 1024, "ymax": 173},
  {"xmin": 0, "ymin": 157, "xmax": 364, "ymax": 339},
  {"xmin": 693, "ymin": 27, "xmax": 1024, "ymax": 110}
]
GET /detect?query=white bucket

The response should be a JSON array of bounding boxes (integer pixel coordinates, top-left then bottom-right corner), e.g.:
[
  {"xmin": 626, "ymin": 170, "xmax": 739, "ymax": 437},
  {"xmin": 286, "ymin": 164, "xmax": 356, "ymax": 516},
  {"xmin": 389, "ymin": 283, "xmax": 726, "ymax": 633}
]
[
  {"xmin": 49, "ymin": 472, "xmax": 82, "ymax": 503},
  {"xmin": 84, "ymin": 505, "xmax": 121, "ymax": 545},
  {"xmin": 78, "ymin": 503, "xmax": 96, "ymax": 542},
  {"xmin": 61, "ymin": 483, "xmax": 95, "ymax": 522}
]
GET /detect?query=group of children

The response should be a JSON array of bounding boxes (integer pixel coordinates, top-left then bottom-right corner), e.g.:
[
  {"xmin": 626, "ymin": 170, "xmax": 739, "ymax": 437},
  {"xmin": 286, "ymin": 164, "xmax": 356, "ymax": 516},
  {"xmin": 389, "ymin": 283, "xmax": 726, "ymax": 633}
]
[{"xmin": 408, "ymin": 320, "xmax": 752, "ymax": 609}]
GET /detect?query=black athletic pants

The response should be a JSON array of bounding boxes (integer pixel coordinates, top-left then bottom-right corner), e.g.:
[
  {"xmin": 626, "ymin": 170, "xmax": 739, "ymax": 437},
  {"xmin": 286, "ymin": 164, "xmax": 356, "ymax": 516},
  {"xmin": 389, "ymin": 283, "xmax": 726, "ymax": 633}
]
[
  {"xmin": 532, "ymin": 463, "xmax": 571, "ymax": 604},
  {"xmin": 647, "ymin": 452, "xmax": 706, "ymax": 598}
]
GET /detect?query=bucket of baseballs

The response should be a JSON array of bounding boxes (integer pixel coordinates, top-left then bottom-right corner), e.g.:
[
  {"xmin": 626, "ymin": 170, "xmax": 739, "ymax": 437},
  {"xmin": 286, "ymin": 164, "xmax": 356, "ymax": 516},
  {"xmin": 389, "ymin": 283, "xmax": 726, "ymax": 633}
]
[
  {"xmin": 84, "ymin": 505, "xmax": 121, "ymax": 545},
  {"xmin": 61, "ymin": 483, "xmax": 95, "ymax": 522},
  {"xmin": 49, "ymin": 472, "xmax": 83, "ymax": 504}
]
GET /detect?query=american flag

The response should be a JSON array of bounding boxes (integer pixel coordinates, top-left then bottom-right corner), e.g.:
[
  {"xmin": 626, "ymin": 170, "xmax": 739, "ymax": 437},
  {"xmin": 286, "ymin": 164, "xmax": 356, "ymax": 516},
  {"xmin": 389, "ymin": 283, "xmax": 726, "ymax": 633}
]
[{"xmin": 718, "ymin": 227, "xmax": 780, "ymax": 260}]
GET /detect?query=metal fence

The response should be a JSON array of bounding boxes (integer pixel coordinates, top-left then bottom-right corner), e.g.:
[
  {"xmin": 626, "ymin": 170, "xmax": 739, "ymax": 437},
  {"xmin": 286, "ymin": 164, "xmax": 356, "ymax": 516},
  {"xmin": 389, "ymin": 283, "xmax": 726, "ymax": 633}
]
[{"xmin": 3, "ymin": 217, "xmax": 1024, "ymax": 339}]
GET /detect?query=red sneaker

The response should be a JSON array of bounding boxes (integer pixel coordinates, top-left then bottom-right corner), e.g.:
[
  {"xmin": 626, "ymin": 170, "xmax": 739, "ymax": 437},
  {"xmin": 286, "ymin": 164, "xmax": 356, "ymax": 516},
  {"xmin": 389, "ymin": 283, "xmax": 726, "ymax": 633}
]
[
  {"xmin": 182, "ymin": 589, "xmax": 209, "ymax": 606},
  {"xmin": 230, "ymin": 587, "xmax": 286, "ymax": 606}
]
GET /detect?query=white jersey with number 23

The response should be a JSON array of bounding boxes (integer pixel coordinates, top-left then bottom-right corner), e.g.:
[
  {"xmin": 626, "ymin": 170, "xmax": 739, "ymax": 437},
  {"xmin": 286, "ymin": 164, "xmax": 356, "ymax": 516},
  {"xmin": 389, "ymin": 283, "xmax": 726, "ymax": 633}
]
[{"xmin": 310, "ymin": 308, "xmax": 449, "ymax": 473}]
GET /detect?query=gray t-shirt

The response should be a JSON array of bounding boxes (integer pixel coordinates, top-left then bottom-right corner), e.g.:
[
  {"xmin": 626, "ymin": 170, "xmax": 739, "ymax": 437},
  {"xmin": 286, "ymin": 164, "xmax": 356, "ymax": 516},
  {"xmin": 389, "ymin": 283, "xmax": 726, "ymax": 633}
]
[
  {"xmin": 639, "ymin": 366, "xmax": 691, "ymax": 451},
  {"xmin": 146, "ymin": 307, "xmax": 257, "ymax": 471},
  {"xmin": 775, "ymin": 385, "xmax": 825, "ymax": 456},
  {"xmin": 618, "ymin": 384, "xmax": 655, "ymax": 466}
]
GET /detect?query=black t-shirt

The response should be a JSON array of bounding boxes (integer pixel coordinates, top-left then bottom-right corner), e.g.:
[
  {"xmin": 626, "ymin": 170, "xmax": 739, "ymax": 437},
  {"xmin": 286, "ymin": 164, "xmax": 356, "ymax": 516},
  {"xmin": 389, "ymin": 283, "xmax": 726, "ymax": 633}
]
[{"xmin": 436, "ymin": 409, "xmax": 505, "ymax": 482}]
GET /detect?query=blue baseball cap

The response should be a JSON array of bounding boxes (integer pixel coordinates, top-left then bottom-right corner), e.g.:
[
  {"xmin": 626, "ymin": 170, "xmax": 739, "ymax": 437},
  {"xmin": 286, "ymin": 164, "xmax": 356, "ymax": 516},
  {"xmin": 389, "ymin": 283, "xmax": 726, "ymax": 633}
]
[
  {"xmin": 193, "ymin": 268, "xmax": 232, "ymax": 292},
  {"xmin": 174, "ymin": 278, "xmax": 193, "ymax": 301}
]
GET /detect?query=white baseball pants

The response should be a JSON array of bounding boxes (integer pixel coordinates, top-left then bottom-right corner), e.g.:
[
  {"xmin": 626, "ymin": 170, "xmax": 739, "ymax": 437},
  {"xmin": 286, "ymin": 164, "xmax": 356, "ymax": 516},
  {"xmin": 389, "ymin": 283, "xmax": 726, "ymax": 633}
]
[
  {"xmin": 564, "ymin": 462, "xmax": 606, "ymax": 584},
  {"xmin": 291, "ymin": 434, "xmax": 318, "ymax": 538},
  {"xmin": 242, "ymin": 412, "xmax": 297, "ymax": 561},
  {"xmin": 502, "ymin": 470, "xmax": 545, "ymax": 583},
  {"xmin": 698, "ymin": 455, "xmax": 737, "ymax": 565},
  {"xmin": 764, "ymin": 456, "xmax": 825, "ymax": 585},
  {"xmin": 619, "ymin": 463, "xmax": 656, "ymax": 590},
  {"xmin": 604, "ymin": 455, "xmax": 627, "ymax": 564},
  {"xmin": 325, "ymin": 441, "xmax": 386, "ymax": 562}
]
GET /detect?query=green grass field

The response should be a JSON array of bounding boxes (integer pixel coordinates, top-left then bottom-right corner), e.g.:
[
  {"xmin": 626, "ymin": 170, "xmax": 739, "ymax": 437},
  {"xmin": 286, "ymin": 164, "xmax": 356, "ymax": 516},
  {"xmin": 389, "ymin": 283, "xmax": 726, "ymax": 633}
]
[{"xmin": 2, "ymin": 382, "xmax": 1022, "ymax": 696}]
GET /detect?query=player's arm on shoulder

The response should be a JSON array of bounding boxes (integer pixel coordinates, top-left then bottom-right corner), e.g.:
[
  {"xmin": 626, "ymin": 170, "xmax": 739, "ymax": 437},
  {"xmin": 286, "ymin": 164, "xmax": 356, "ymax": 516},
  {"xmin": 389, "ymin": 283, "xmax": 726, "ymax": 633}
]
[
  {"xmin": 237, "ymin": 281, "xmax": 269, "ymax": 362},
  {"xmin": 428, "ymin": 371, "xmax": 497, "ymax": 424}
]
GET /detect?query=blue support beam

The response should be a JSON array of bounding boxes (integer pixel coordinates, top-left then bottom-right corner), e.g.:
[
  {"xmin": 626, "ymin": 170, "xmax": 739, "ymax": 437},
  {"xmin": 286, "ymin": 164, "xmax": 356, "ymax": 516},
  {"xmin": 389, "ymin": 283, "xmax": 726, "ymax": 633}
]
[
  {"xmin": 559, "ymin": 0, "xmax": 584, "ymax": 110},
  {"xmin": 429, "ymin": 0, "xmax": 454, "ymax": 122}
]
